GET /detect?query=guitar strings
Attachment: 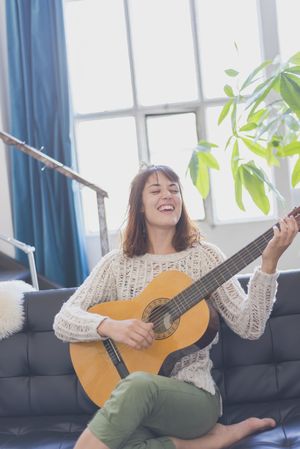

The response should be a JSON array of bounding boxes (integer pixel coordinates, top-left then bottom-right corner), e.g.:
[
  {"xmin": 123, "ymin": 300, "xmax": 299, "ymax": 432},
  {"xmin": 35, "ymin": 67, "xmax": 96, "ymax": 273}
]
[
  {"xmin": 145, "ymin": 228, "xmax": 273, "ymax": 329},
  {"xmin": 150, "ymin": 235, "xmax": 268, "ymax": 327}
]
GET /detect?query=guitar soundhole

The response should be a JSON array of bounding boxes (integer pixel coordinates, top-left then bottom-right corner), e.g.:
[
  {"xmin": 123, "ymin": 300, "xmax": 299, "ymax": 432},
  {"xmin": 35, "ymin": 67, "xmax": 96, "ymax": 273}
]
[{"xmin": 142, "ymin": 298, "xmax": 179, "ymax": 340}]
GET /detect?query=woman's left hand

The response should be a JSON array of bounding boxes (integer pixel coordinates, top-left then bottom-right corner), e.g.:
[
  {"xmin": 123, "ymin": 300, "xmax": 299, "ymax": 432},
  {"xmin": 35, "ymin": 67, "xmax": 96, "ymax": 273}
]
[{"xmin": 261, "ymin": 216, "xmax": 299, "ymax": 274}]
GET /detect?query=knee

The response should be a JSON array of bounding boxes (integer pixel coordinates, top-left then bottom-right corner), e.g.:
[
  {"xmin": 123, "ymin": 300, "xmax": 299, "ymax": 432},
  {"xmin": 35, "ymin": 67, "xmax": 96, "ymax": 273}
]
[{"xmin": 118, "ymin": 371, "xmax": 158, "ymax": 397}]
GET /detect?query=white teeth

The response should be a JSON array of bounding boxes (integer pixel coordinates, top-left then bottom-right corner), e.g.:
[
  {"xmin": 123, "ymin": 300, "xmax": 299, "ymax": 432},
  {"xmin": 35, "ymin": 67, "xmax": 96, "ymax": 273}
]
[{"xmin": 158, "ymin": 205, "xmax": 174, "ymax": 211}]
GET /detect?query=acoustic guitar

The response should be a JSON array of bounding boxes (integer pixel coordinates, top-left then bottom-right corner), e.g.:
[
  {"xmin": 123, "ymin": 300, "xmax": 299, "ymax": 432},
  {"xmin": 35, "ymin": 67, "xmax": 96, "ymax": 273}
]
[{"xmin": 70, "ymin": 208, "xmax": 300, "ymax": 406}]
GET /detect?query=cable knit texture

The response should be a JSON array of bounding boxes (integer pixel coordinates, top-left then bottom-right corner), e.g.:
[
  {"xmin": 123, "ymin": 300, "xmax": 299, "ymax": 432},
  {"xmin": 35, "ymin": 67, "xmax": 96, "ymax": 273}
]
[{"xmin": 53, "ymin": 241, "xmax": 278, "ymax": 395}]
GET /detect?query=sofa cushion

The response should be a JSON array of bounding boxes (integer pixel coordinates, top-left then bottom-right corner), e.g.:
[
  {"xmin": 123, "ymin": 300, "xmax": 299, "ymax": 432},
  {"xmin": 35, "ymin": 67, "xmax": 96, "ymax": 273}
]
[
  {"xmin": 230, "ymin": 415, "xmax": 300, "ymax": 449},
  {"xmin": 0, "ymin": 415, "xmax": 90, "ymax": 449}
]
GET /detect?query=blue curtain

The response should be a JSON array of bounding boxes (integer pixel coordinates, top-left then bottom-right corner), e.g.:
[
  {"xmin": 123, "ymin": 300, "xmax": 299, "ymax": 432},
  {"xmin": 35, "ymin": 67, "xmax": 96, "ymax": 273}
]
[{"xmin": 6, "ymin": 0, "xmax": 89, "ymax": 287}]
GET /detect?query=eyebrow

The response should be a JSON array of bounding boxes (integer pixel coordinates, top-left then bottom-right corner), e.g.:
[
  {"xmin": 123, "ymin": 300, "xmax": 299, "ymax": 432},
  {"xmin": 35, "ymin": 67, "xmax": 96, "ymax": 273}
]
[{"xmin": 147, "ymin": 182, "xmax": 178, "ymax": 189}]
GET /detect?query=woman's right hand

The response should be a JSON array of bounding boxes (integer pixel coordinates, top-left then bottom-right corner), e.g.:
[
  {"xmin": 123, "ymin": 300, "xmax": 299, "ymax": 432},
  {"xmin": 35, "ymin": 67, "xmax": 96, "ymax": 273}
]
[{"xmin": 97, "ymin": 318, "xmax": 155, "ymax": 350}]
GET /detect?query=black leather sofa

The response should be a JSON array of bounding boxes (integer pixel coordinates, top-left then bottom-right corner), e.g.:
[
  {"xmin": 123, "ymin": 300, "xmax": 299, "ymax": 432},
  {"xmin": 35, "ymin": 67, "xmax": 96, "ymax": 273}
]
[{"xmin": 1, "ymin": 269, "xmax": 300, "ymax": 449}]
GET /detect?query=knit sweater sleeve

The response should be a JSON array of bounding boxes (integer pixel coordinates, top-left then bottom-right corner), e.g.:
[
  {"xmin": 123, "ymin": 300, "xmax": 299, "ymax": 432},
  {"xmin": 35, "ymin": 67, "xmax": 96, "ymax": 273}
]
[
  {"xmin": 202, "ymin": 242, "xmax": 278, "ymax": 339},
  {"xmin": 53, "ymin": 250, "xmax": 119, "ymax": 343}
]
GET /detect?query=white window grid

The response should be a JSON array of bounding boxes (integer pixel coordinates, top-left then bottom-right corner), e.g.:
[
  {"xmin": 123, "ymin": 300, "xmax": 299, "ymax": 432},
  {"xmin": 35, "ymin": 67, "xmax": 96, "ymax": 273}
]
[{"xmin": 64, "ymin": 0, "xmax": 293, "ymax": 230}]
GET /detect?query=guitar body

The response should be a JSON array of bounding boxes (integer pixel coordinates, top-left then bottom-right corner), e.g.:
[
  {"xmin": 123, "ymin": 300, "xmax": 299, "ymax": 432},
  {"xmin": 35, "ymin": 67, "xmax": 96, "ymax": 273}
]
[{"xmin": 70, "ymin": 270, "xmax": 218, "ymax": 407}]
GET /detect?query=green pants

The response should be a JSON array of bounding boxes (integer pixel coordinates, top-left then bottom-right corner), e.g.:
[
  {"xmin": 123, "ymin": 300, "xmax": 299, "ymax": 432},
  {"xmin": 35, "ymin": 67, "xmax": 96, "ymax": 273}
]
[{"xmin": 88, "ymin": 371, "xmax": 221, "ymax": 449}]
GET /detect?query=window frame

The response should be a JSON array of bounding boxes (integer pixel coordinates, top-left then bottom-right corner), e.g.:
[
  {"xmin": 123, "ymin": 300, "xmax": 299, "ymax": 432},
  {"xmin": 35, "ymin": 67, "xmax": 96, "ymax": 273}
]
[{"xmin": 65, "ymin": 0, "xmax": 293, "ymax": 235}]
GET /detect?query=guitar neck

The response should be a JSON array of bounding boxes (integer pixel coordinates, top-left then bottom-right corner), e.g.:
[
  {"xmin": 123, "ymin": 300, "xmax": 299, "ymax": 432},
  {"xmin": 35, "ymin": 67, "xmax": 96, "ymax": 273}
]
[{"xmin": 171, "ymin": 225, "xmax": 275, "ymax": 319}]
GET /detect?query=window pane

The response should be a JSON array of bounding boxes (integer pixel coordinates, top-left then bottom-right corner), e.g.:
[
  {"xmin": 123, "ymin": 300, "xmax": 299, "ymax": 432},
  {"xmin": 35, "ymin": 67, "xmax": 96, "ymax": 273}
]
[
  {"xmin": 206, "ymin": 107, "xmax": 275, "ymax": 222},
  {"xmin": 276, "ymin": 0, "xmax": 300, "ymax": 60},
  {"xmin": 147, "ymin": 113, "xmax": 205, "ymax": 220},
  {"xmin": 75, "ymin": 118, "xmax": 139, "ymax": 232},
  {"xmin": 196, "ymin": 0, "xmax": 262, "ymax": 98},
  {"xmin": 129, "ymin": 0, "xmax": 198, "ymax": 105},
  {"xmin": 64, "ymin": 0, "xmax": 133, "ymax": 113}
]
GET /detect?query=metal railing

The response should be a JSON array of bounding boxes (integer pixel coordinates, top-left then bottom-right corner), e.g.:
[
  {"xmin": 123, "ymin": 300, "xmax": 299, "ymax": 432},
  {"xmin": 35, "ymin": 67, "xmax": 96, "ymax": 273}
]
[
  {"xmin": 0, "ymin": 130, "xmax": 110, "ymax": 257},
  {"xmin": 0, "ymin": 234, "xmax": 39, "ymax": 290}
]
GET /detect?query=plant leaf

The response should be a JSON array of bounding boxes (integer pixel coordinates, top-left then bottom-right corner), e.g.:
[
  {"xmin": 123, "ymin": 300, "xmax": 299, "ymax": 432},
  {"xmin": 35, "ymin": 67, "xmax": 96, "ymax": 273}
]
[
  {"xmin": 224, "ymin": 85, "xmax": 234, "ymax": 97},
  {"xmin": 248, "ymin": 107, "xmax": 269, "ymax": 124},
  {"xmin": 199, "ymin": 151, "xmax": 220, "ymax": 170},
  {"xmin": 225, "ymin": 68, "xmax": 239, "ymax": 77},
  {"xmin": 239, "ymin": 122, "xmax": 257, "ymax": 132},
  {"xmin": 254, "ymin": 116, "xmax": 281, "ymax": 141},
  {"xmin": 218, "ymin": 99, "xmax": 233, "ymax": 125},
  {"xmin": 246, "ymin": 76, "xmax": 277, "ymax": 115},
  {"xmin": 234, "ymin": 167, "xmax": 245, "ymax": 211},
  {"xmin": 188, "ymin": 151, "xmax": 211, "ymax": 199},
  {"xmin": 284, "ymin": 66, "xmax": 300, "ymax": 75},
  {"xmin": 240, "ymin": 59, "xmax": 273, "ymax": 91},
  {"xmin": 225, "ymin": 135, "xmax": 233, "ymax": 150},
  {"xmin": 196, "ymin": 140, "xmax": 218, "ymax": 151},
  {"xmin": 231, "ymin": 101, "xmax": 237, "ymax": 135},
  {"xmin": 195, "ymin": 153, "xmax": 210, "ymax": 198},
  {"xmin": 243, "ymin": 161, "xmax": 284, "ymax": 201},
  {"xmin": 241, "ymin": 137, "xmax": 267, "ymax": 158},
  {"xmin": 266, "ymin": 143, "xmax": 280, "ymax": 167},
  {"xmin": 280, "ymin": 73, "xmax": 300, "ymax": 118},
  {"xmin": 289, "ymin": 52, "xmax": 300, "ymax": 65},
  {"xmin": 277, "ymin": 141, "xmax": 300, "ymax": 156},
  {"xmin": 188, "ymin": 151, "xmax": 199, "ymax": 185},
  {"xmin": 231, "ymin": 139, "xmax": 239, "ymax": 176},
  {"xmin": 272, "ymin": 76, "xmax": 281, "ymax": 93},
  {"xmin": 240, "ymin": 165, "xmax": 270, "ymax": 214},
  {"xmin": 284, "ymin": 114, "xmax": 300, "ymax": 132},
  {"xmin": 282, "ymin": 72, "xmax": 300, "ymax": 88},
  {"xmin": 291, "ymin": 157, "xmax": 300, "ymax": 187}
]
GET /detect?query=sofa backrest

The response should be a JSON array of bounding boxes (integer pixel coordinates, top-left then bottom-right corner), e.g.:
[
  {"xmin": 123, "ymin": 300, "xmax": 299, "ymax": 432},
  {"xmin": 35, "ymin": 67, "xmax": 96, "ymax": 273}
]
[
  {"xmin": 0, "ymin": 289, "xmax": 97, "ymax": 417},
  {"xmin": 1, "ymin": 270, "xmax": 300, "ymax": 421}
]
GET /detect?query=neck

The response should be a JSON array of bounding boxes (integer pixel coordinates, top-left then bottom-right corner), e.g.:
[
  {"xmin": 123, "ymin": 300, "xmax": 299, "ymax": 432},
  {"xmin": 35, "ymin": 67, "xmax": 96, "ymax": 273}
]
[{"xmin": 146, "ymin": 228, "xmax": 176, "ymax": 255}]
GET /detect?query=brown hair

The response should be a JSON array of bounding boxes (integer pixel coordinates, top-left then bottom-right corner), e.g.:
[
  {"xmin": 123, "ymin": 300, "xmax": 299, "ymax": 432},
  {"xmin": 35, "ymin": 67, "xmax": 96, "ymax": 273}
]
[{"xmin": 122, "ymin": 165, "xmax": 201, "ymax": 257}]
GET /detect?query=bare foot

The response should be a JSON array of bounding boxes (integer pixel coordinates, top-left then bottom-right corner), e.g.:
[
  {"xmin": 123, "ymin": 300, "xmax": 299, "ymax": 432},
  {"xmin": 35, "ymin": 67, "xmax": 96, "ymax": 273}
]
[{"xmin": 171, "ymin": 417, "xmax": 276, "ymax": 449}]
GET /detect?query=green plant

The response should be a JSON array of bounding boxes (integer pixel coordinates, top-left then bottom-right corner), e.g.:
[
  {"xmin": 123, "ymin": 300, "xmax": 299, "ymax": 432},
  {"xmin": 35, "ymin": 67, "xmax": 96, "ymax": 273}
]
[{"xmin": 188, "ymin": 51, "xmax": 300, "ymax": 214}]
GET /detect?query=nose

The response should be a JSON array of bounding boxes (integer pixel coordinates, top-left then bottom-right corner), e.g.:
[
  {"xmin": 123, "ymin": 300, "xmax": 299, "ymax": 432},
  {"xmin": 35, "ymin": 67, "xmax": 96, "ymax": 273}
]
[{"xmin": 161, "ymin": 189, "xmax": 171, "ymax": 199}]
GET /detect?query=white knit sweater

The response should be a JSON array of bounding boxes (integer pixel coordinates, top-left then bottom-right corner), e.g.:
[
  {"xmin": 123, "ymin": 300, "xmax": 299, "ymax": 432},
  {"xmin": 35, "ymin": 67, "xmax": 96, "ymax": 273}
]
[{"xmin": 53, "ymin": 241, "xmax": 278, "ymax": 395}]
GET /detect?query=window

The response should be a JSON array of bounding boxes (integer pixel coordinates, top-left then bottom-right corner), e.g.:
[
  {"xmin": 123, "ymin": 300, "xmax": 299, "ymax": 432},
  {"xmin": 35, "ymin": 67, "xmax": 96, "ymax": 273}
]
[
  {"xmin": 196, "ymin": 0, "xmax": 262, "ymax": 99},
  {"xmin": 146, "ymin": 113, "xmax": 204, "ymax": 220},
  {"xmin": 64, "ymin": 0, "xmax": 292, "ymax": 234},
  {"xmin": 276, "ymin": 0, "xmax": 300, "ymax": 61},
  {"xmin": 75, "ymin": 117, "xmax": 139, "ymax": 232},
  {"xmin": 65, "ymin": 0, "xmax": 132, "ymax": 114}
]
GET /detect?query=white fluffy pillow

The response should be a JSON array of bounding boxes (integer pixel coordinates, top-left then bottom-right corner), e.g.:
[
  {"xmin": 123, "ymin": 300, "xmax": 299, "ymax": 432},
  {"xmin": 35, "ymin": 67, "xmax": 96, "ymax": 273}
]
[{"xmin": 0, "ymin": 280, "xmax": 35, "ymax": 340}]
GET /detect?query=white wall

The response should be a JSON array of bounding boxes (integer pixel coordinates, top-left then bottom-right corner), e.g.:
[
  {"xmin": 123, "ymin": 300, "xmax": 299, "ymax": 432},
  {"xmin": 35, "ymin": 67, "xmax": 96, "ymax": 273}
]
[
  {"xmin": 0, "ymin": 0, "xmax": 14, "ymax": 257},
  {"xmin": 87, "ymin": 212, "xmax": 300, "ymax": 275}
]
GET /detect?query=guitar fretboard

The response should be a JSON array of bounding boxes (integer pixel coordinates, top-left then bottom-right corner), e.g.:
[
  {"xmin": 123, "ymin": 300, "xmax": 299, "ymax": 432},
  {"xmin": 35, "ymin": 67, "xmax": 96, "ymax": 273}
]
[{"xmin": 170, "ymin": 225, "xmax": 275, "ymax": 320}]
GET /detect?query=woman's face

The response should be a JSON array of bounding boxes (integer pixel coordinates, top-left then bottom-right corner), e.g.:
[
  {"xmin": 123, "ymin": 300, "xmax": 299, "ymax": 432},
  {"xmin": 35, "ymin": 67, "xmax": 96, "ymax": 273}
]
[{"xmin": 141, "ymin": 171, "xmax": 182, "ymax": 232}]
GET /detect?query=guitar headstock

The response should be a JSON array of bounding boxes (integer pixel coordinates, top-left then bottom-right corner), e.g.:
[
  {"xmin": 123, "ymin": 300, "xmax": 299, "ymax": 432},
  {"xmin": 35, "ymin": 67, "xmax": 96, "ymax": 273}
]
[{"xmin": 288, "ymin": 207, "xmax": 300, "ymax": 231}]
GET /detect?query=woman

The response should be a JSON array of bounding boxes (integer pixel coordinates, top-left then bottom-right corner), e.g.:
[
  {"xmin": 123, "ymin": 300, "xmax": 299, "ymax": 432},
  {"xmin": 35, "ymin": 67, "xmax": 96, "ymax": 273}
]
[{"xmin": 54, "ymin": 165, "xmax": 298, "ymax": 449}]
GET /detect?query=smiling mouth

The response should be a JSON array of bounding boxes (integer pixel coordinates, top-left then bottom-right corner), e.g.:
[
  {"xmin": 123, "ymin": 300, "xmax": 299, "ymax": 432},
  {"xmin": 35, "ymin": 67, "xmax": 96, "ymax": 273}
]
[{"xmin": 158, "ymin": 205, "xmax": 175, "ymax": 212}]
